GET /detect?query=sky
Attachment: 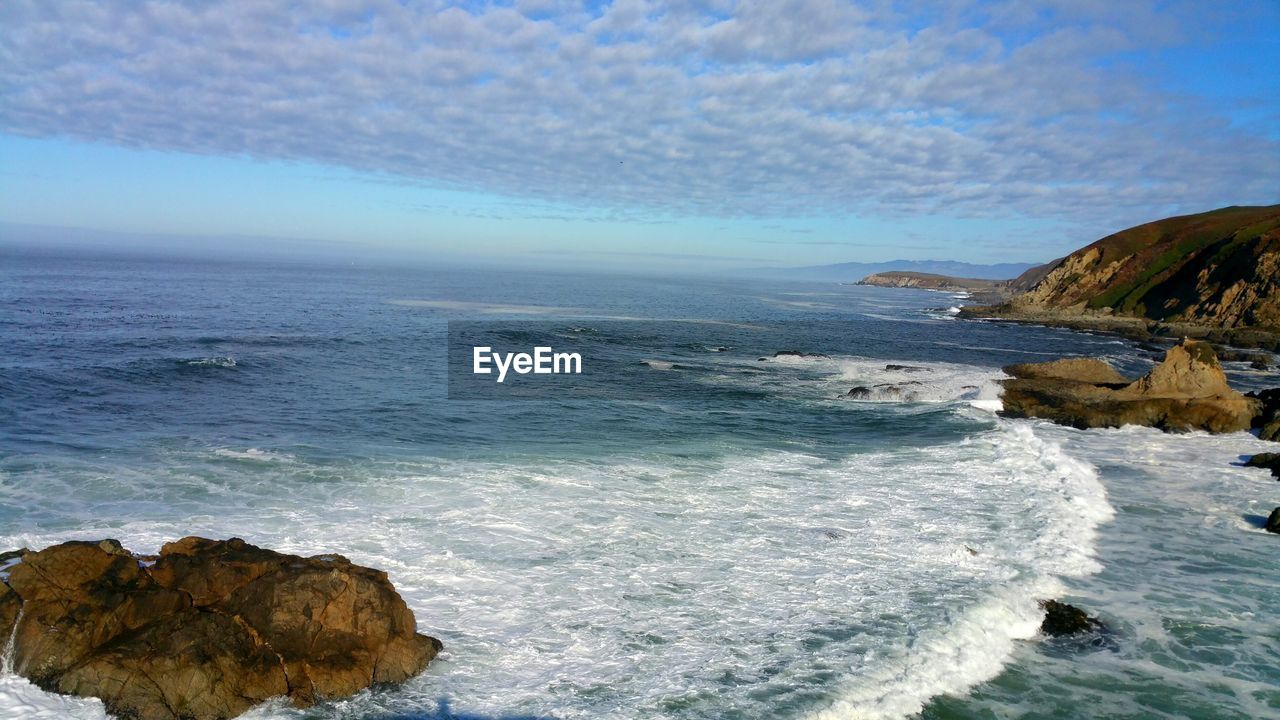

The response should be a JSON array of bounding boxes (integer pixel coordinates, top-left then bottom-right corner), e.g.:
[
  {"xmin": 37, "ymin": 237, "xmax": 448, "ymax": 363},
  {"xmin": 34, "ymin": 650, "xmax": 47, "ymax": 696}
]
[{"xmin": 1, "ymin": 0, "xmax": 1277, "ymax": 271}]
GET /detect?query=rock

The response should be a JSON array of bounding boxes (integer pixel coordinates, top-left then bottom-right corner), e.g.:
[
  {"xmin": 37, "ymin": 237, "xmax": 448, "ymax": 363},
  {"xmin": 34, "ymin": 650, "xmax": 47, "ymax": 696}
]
[
  {"xmin": 1244, "ymin": 453, "xmax": 1280, "ymax": 478},
  {"xmin": 1004, "ymin": 357, "xmax": 1129, "ymax": 385},
  {"xmin": 1246, "ymin": 388, "xmax": 1280, "ymax": 441},
  {"xmin": 846, "ymin": 382, "xmax": 923, "ymax": 401},
  {"xmin": 884, "ymin": 364, "xmax": 926, "ymax": 372},
  {"xmin": 1039, "ymin": 600, "xmax": 1104, "ymax": 637},
  {"xmin": 1117, "ymin": 341, "xmax": 1233, "ymax": 398},
  {"xmin": 0, "ymin": 537, "xmax": 440, "ymax": 720},
  {"xmin": 1267, "ymin": 508, "xmax": 1280, "ymax": 534},
  {"xmin": 1000, "ymin": 340, "xmax": 1260, "ymax": 433},
  {"xmin": 773, "ymin": 350, "xmax": 829, "ymax": 359}
]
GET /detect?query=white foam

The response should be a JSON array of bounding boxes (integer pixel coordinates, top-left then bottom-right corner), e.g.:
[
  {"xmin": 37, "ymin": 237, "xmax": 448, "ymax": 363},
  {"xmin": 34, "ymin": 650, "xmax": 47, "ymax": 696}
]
[
  {"xmin": 0, "ymin": 676, "xmax": 108, "ymax": 719},
  {"xmin": 212, "ymin": 448, "xmax": 295, "ymax": 463},
  {"xmin": 809, "ymin": 423, "xmax": 1113, "ymax": 719},
  {"xmin": 0, "ymin": 420, "xmax": 1114, "ymax": 720},
  {"xmin": 183, "ymin": 356, "xmax": 236, "ymax": 368},
  {"xmin": 836, "ymin": 357, "xmax": 1006, "ymax": 408}
]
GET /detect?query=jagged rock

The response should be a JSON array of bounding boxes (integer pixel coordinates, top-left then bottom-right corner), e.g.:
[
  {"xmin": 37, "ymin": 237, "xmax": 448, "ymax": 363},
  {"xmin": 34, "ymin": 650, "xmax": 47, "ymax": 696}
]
[
  {"xmin": 1000, "ymin": 340, "xmax": 1259, "ymax": 433},
  {"xmin": 0, "ymin": 537, "xmax": 440, "ymax": 720},
  {"xmin": 1039, "ymin": 600, "xmax": 1105, "ymax": 637},
  {"xmin": 1266, "ymin": 508, "xmax": 1280, "ymax": 534},
  {"xmin": 1246, "ymin": 388, "xmax": 1280, "ymax": 441},
  {"xmin": 1245, "ymin": 453, "xmax": 1280, "ymax": 478}
]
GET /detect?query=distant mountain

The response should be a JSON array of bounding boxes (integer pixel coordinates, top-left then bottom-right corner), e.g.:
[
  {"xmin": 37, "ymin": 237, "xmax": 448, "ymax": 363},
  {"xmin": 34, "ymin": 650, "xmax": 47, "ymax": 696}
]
[
  {"xmin": 1006, "ymin": 205, "xmax": 1280, "ymax": 327},
  {"xmin": 757, "ymin": 259, "xmax": 1038, "ymax": 282}
]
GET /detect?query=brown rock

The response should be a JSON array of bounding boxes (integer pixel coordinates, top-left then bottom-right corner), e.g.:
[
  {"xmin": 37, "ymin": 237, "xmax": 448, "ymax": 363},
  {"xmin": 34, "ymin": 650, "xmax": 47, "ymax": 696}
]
[
  {"xmin": 0, "ymin": 537, "xmax": 441, "ymax": 720},
  {"xmin": 1116, "ymin": 341, "xmax": 1233, "ymax": 399},
  {"xmin": 1004, "ymin": 357, "xmax": 1129, "ymax": 384},
  {"xmin": 1000, "ymin": 340, "xmax": 1259, "ymax": 433},
  {"xmin": 5, "ymin": 541, "xmax": 191, "ymax": 684},
  {"xmin": 54, "ymin": 610, "xmax": 290, "ymax": 720}
]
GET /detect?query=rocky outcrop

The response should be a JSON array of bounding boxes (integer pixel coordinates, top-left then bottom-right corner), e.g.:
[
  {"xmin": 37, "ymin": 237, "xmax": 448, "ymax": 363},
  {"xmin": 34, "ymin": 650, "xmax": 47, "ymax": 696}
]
[
  {"xmin": 962, "ymin": 205, "xmax": 1280, "ymax": 350},
  {"xmin": 1002, "ymin": 357, "xmax": 1129, "ymax": 385},
  {"xmin": 1000, "ymin": 340, "xmax": 1260, "ymax": 433},
  {"xmin": 0, "ymin": 537, "xmax": 440, "ymax": 720},
  {"xmin": 1039, "ymin": 600, "xmax": 1105, "ymax": 637},
  {"xmin": 1267, "ymin": 508, "xmax": 1280, "ymax": 534},
  {"xmin": 1246, "ymin": 388, "xmax": 1280, "ymax": 441},
  {"xmin": 1245, "ymin": 453, "xmax": 1280, "ymax": 478}
]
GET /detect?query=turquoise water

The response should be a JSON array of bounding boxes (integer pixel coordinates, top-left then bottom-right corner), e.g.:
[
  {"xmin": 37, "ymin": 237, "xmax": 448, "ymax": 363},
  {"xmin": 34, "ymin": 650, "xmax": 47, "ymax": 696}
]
[{"xmin": 0, "ymin": 251, "xmax": 1276, "ymax": 719}]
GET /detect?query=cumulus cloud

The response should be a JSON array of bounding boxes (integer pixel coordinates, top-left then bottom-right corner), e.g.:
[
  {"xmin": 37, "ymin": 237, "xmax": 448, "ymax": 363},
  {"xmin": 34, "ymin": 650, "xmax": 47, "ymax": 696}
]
[{"xmin": 0, "ymin": 0, "xmax": 1275, "ymax": 228}]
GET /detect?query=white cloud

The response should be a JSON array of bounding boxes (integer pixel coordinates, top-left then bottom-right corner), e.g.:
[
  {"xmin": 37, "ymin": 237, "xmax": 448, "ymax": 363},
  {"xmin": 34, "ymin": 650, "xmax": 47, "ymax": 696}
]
[{"xmin": 0, "ymin": 0, "xmax": 1275, "ymax": 231}]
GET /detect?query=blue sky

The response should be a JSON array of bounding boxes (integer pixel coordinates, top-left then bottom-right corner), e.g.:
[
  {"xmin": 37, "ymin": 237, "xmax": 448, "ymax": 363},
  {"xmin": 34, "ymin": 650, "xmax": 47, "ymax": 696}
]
[{"xmin": 1, "ymin": 1, "xmax": 1277, "ymax": 271}]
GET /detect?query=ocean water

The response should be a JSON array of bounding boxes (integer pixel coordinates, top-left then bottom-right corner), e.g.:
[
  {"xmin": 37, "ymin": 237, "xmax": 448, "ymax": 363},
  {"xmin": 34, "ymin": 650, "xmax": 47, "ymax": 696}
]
[{"xmin": 0, "ymin": 251, "xmax": 1276, "ymax": 720}]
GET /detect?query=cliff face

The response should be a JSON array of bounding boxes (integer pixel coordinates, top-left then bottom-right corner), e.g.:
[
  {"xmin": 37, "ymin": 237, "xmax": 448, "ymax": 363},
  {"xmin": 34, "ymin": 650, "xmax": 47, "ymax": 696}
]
[{"xmin": 1007, "ymin": 205, "xmax": 1280, "ymax": 329}]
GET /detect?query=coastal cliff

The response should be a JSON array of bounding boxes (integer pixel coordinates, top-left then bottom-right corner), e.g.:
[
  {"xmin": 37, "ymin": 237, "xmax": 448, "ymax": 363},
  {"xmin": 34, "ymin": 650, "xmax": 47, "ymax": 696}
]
[{"xmin": 961, "ymin": 205, "xmax": 1280, "ymax": 348}]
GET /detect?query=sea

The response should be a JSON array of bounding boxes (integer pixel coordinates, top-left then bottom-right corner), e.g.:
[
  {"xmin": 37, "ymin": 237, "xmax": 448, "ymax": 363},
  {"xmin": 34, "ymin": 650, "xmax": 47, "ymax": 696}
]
[{"xmin": 0, "ymin": 250, "xmax": 1277, "ymax": 720}]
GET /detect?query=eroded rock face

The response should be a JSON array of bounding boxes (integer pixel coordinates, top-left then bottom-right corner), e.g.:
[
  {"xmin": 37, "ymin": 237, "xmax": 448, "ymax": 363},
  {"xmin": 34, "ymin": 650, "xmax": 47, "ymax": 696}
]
[
  {"xmin": 1000, "ymin": 340, "xmax": 1260, "ymax": 433},
  {"xmin": 0, "ymin": 537, "xmax": 441, "ymax": 720}
]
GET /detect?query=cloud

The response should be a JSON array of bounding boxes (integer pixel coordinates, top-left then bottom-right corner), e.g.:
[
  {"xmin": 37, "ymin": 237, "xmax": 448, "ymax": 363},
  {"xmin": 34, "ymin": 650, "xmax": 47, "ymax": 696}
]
[{"xmin": 0, "ymin": 0, "xmax": 1276, "ymax": 231}]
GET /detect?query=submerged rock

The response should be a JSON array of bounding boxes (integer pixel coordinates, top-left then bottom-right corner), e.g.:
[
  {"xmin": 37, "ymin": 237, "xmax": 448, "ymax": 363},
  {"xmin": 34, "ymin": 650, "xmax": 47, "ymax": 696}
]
[
  {"xmin": 773, "ymin": 350, "xmax": 829, "ymax": 359},
  {"xmin": 1039, "ymin": 600, "xmax": 1105, "ymax": 637},
  {"xmin": 0, "ymin": 537, "xmax": 440, "ymax": 720},
  {"xmin": 1267, "ymin": 508, "xmax": 1280, "ymax": 534},
  {"xmin": 1000, "ymin": 340, "xmax": 1260, "ymax": 433}
]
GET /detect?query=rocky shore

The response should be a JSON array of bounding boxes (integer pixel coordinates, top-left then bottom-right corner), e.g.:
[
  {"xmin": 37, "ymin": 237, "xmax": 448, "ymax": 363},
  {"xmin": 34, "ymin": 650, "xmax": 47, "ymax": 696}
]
[
  {"xmin": 994, "ymin": 340, "xmax": 1280, "ymax": 536},
  {"xmin": 998, "ymin": 340, "xmax": 1260, "ymax": 433},
  {"xmin": 0, "ymin": 537, "xmax": 440, "ymax": 720}
]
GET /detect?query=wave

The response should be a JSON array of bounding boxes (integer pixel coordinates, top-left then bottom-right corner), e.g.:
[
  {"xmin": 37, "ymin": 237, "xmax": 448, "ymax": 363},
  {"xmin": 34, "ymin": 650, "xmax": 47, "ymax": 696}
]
[
  {"xmin": 180, "ymin": 356, "xmax": 237, "ymax": 368},
  {"xmin": 0, "ymin": 676, "xmax": 108, "ymax": 719},
  {"xmin": 836, "ymin": 357, "xmax": 1005, "ymax": 409},
  {"xmin": 808, "ymin": 423, "xmax": 1113, "ymax": 720},
  {"xmin": 0, "ymin": 418, "xmax": 1116, "ymax": 720},
  {"xmin": 211, "ymin": 448, "xmax": 295, "ymax": 463}
]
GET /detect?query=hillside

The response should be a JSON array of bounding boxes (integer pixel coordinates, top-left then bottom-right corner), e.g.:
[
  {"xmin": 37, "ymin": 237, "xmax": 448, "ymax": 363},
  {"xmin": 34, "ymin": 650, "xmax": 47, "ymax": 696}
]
[
  {"xmin": 963, "ymin": 206, "xmax": 1280, "ymax": 348},
  {"xmin": 1007, "ymin": 205, "xmax": 1280, "ymax": 327},
  {"xmin": 857, "ymin": 271, "xmax": 1012, "ymax": 292},
  {"xmin": 758, "ymin": 259, "xmax": 1036, "ymax": 282}
]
